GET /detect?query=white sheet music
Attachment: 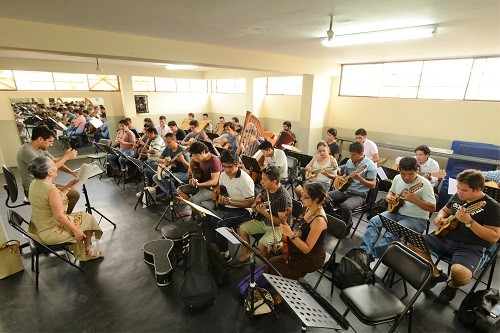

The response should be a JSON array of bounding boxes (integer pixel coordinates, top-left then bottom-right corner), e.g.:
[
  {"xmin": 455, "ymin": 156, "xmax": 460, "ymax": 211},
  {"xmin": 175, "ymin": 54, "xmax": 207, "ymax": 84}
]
[
  {"xmin": 89, "ymin": 117, "xmax": 103, "ymax": 128},
  {"xmin": 377, "ymin": 166, "xmax": 388, "ymax": 180},
  {"xmin": 448, "ymin": 178, "xmax": 458, "ymax": 195},
  {"xmin": 73, "ymin": 163, "xmax": 103, "ymax": 189},
  {"xmin": 216, "ymin": 227, "xmax": 240, "ymax": 245}
]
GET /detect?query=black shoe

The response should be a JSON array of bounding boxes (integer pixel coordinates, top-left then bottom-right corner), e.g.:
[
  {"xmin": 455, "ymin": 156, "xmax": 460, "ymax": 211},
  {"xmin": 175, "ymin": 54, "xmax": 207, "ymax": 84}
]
[
  {"xmin": 230, "ymin": 257, "xmax": 250, "ymax": 267},
  {"xmin": 438, "ymin": 282, "xmax": 458, "ymax": 303},
  {"xmin": 223, "ymin": 254, "xmax": 232, "ymax": 263},
  {"xmin": 424, "ymin": 270, "xmax": 448, "ymax": 289}
]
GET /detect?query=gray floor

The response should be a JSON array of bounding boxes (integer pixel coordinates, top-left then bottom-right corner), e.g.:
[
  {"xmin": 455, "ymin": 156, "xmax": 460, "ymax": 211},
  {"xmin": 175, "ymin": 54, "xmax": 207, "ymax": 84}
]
[{"xmin": 0, "ymin": 157, "xmax": 496, "ymax": 333}]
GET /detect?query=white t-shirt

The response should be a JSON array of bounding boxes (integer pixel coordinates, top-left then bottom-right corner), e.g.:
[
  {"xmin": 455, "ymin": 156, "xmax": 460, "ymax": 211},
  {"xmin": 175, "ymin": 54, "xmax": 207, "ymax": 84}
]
[
  {"xmin": 264, "ymin": 148, "xmax": 288, "ymax": 180},
  {"xmin": 363, "ymin": 139, "xmax": 378, "ymax": 161},
  {"xmin": 219, "ymin": 169, "xmax": 255, "ymax": 212}
]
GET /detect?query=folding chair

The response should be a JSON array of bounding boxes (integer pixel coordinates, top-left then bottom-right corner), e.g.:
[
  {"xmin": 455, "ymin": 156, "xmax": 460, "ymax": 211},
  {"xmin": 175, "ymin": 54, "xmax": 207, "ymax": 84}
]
[
  {"xmin": 2, "ymin": 165, "xmax": 30, "ymax": 209},
  {"xmin": 314, "ymin": 214, "xmax": 347, "ymax": 293},
  {"xmin": 7, "ymin": 210, "xmax": 84, "ymax": 290},
  {"xmin": 88, "ymin": 139, "xmax": 111, "ymax": 166},
  {"xmin": 340, "ymin": 242, "xmax": 432, "ymax": 333},
  {"xmin": 350, "ymin": 178, "xmax": 379, "ymax": 237}
]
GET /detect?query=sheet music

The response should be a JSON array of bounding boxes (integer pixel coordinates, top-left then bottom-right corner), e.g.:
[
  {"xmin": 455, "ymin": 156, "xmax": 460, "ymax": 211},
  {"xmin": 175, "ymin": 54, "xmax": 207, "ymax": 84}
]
[
  {"xmin": 178, "ymin": 197, "xmax": 221, "ymax": 219},
  {"xmin": 216, "ymin": 227, "xmax": 240, "ymax": 245},
  {"xmin": 73, "ymin": 162, "xmax": 104, "ymax": 189},
  {"xmin": 89, "ymin": 117, "xmax": 103, "ymax": 128},
  {"xmin": 448, "ymin": 178, "xmax": 458, "ymax": 195},
  {"xmin": 377, "ymin": 166, "xmax": 388, "ymax": 180}
]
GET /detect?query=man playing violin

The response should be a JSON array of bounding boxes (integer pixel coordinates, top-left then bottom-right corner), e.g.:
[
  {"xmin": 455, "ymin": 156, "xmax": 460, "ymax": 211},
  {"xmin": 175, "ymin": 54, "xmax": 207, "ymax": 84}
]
[
  {"xmin": 409, "ymin": 169, "xmax": 499, "ymax": 304},
  {"xmin": 201, "ymin": 150, "xmax": 255, "ymax": 261},
  {"xmin": 360, "ymin": 157, "xmax": 435, "ymax": 263},
  {"xmin": 327, "ymin": 141, "xmax": 377, "ymax": 230},
  {"xmin": 153, "ymin": 133, "xmax": 190, "ymax": 201},
  {"xmin": 176, "ymin": 141, "xmax": 221, "ymax": 217},
  {"xmin": 232, "ymin": 165, "xmax": 292, "ymax": 266}
]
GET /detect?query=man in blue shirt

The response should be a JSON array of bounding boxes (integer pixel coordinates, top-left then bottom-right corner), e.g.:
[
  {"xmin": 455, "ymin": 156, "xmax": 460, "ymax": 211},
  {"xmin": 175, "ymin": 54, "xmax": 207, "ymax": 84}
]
[
  {"xmin": 328, "ymin": 141, "xmax": 377, "ymax": 230},
  {"xmin": 93, "ymin": 113, "xmax": 109, "ymax": 141}
]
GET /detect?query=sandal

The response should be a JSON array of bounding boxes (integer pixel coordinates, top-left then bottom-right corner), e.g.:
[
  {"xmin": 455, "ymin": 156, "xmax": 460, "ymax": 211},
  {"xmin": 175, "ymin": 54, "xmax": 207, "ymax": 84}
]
[{"xmin": 84, "ymin": 247, "xmax": 104, "ymax": 261}]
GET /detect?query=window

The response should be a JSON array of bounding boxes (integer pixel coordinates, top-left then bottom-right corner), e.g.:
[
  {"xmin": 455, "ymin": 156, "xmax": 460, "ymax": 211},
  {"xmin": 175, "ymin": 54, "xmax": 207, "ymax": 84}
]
[
  {"xmin": 267, "ymin": 76, "xmax": 303, "ymax": 95},
  {"xmin": 53, "ymin": 73, "xmax": 88, "ymax": 90},
  {"xmin": 212, "ymin": 78, "xmax": 246, "ymax": 93},
  {"xmin": 0, "ymin": 70, "xmax": 16, "ymax": 90},
  {"xmin": 340, "ymin": 57, "xmax": 500, "ymax": 101},
  {"xmin": 132, "ymin": 76, "xmax": 155, "ymax": 91},
  {"xmin": 155, "ymin": 77, "xmax": 176, "ymax": 92},
  {"xmin": 87, "ymin": 74, "xmax": 119, "ymax": 91},
  {"xmin": 13, "ymin": 71, "xmax": 55, "ymax": 90}
]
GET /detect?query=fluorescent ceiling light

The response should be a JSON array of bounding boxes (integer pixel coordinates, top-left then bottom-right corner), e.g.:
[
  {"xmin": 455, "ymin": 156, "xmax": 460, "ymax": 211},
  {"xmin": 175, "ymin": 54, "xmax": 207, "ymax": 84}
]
[
  {"xmin": 164, "ymin": 64, "xmax": 199, "ymax": 70},
  {"xmin": 322, "ymin": 24, "xmax": 438, "ymax": 47}
]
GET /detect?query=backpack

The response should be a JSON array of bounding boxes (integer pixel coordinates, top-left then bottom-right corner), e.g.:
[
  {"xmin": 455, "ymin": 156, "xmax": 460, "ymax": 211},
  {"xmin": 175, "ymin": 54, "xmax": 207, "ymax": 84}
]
[
  {"xmin": 368, "ymin": 199, "xmax": 388, "ymax": 220},
  {"xmin": 236, "ymin": 266, "xmax": 270, "ymax": 299},
  {"xmin": 458, "ymin": 288, "xmax": 500, "ymax": 333},
  {"xmin": 180, "ymin": 235, "xmax": 217, "ymax": 308},
  {"xmin": 333, "ymin": 248, "xmax": 372, "ymax": 289},
  {"xmin": 206, "ymin": 242, "xmax": 230, "ymax": 286}
]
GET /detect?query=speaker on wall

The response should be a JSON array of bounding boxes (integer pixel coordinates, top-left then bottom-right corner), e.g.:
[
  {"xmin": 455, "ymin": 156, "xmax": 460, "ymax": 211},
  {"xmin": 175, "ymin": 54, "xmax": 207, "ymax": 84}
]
[{"xmin": 135, "ymin": 95, "xmax": 149, "ymax": 114}]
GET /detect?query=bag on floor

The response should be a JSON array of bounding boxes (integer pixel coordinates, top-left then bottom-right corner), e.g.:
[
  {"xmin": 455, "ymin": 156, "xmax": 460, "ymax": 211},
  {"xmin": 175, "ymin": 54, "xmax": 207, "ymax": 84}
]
[
  {"xmin": 206, "ymin": 242, "xmax": 230, "ymax": 286},
  {"xmin": 333, "ymin": 248, "xmax": 371, "ymax": 289},
  {"xmin": 0, "ymin": 240, "xmax": 24, "ymax": 279},
  {"xmin": 180, "ymin": 235, "xmax": 217, "ymax": 308},
  {"xmin": 368, "ymin": 199, "xmax": 388, "ymax": 219},
  {"xmin": 458, "ymin": 288, "xmax": 500, "ymax": 333},
  {"xmin": 236, "ymin": 266, "xmax": 269, "ymax": 299}
]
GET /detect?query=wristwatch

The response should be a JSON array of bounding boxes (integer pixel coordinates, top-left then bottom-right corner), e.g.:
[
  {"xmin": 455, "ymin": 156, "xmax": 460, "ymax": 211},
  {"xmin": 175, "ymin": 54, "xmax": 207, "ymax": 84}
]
[
  {"xmin": 465, "ymin": 220, "xmax": 473, "ymax": 228},
  {"xmin": 290, "ymin": 234, "xmax": 298, "ymax": 241}
]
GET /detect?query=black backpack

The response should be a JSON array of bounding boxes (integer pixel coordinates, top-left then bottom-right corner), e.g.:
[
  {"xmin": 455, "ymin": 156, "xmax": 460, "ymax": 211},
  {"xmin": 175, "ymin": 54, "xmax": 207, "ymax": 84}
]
[
  {"xmin": 333, "ymin": 248, "xmax": 372, "ymax": 289},
  {"xmin": 206, "ymin": 242, "xmax": 230, "ymax": 286},
  {"xmin": 458, "ymin": 288, "xmax": 500, "ymax": 333},
  {"xmin": 180, "ymin": 235, "xmax": 217, "ymax": 308},
  {"xmin": 368, "ymin": 199, "xmax": 388, "ymax": 220}
]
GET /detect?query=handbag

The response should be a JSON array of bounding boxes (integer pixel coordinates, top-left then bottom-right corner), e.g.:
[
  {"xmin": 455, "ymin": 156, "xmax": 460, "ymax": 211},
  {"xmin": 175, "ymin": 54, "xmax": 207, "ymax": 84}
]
[{"xmin": 0, "ymin": 240, "xmax": 25, "ymax": 279}]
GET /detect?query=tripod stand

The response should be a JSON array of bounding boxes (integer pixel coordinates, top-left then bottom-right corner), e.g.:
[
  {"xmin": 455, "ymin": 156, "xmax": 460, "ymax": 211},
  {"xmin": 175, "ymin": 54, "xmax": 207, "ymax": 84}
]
[
  {"xmin": 127, "ymin": 157, "xmax": 156, "ymax": 210},
  {"xmin": 154, "ymin": 165, "xmax": 187, "ymax": 229},
  {"xmin": 82, "ymin": 183, "xmax": 116, "ymax": 228}
]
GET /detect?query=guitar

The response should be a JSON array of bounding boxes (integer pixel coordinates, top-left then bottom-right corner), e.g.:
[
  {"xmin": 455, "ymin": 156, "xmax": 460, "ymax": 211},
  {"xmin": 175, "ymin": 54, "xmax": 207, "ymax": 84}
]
[
  {"xmin": 485, "ymin": 181, "xmax": 499, "ymax": 189},
  {"xmin": 435, "ymin": 201, "xmax": 486, "ymax": 237},
  {"xmin": 305, "ymin": 166, "xmax": 337, "ymax": 180},
  {"xmin": 157, "ymin": 150, "xmax": 189, "ymax": 180},
  {"xmin": 213, "ymin": 184, "xmax": 229, "ymax": 209},
  {"xmin": 188, "ymin": 159, "xmax": 202, "ymax": 187},
  {"xmin": 387, "ymin": 182, "xmax": 424, "ymax": 213},
  {"xmin": 419, "ymin": 170, "xmax": 447, "ymax": 179},
  {"xmin": 280, "ymin": 207, "xmax": 293, "ymax": 262},
  {"xmin": 213, "ymin": 137, "xmax": 232, "ymax": 150},
  {"xmin": 333, "ymin": 165, "xmax": 367, "ymax": 191}
]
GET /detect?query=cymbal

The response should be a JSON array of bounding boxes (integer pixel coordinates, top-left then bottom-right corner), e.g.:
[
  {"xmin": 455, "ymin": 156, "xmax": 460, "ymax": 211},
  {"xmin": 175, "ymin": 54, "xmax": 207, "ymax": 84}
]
[{"xmin": 282, "ymin": 144, "xmax": 301, "ymax": 152}]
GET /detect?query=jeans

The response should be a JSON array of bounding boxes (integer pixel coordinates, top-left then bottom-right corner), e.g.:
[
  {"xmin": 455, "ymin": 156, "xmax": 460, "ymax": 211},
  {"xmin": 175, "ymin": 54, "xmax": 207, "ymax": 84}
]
[
  {"xmin": 328, "ymin": 190, "xmax": 365, "ymax": 227},
  {"xmin": 108, "ymin": 149, "xmax": 135, "ymax": 172},
  {"xmin": 360, "ymin": 211, "xmax": 428, "ymax": 260}
]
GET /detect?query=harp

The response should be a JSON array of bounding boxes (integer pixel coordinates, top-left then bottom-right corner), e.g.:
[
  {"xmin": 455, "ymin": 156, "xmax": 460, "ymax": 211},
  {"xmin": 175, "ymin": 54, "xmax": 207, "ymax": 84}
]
[{"xmin": 238, "ymin": 111, "xmax": 264, "ymax": 155}]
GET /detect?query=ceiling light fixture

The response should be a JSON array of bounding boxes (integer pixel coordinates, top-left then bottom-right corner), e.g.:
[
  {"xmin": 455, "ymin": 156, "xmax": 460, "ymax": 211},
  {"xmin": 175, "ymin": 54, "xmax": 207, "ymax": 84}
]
[
  {"xmin": 95, "ymin": 58, "xmax": 103, "ymax": 72},
  {"xmin": 164, "ymin": 64, "xmax": 199, "ymax": 70},
  {"xmin": 321, "ymin": 24, "xmax": 438, "ymax": 47}
]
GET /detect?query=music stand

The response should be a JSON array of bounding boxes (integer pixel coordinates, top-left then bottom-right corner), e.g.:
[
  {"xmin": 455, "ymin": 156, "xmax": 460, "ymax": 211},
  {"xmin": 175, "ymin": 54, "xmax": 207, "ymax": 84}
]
[
  {"xmin": 206, "ymin": 132, "xmax": 219, "ymax": 141},
  {"xmin": 264, "ymin": 274, "xmax": 350, "ymax": 332},
  {"xmin": 127, "ymin": 157, "xmax": 156, "ymax": 210},
  {"xmin": 284, "ymin": 150, "xmax": 313, "ymax": 169},
  {"xmin": 153, "ymin": 165, "xmax": 187, "ymax": 230},
  {"xmin": 198, "ymin": 139, "xmax": 220, "ymax": 156},
  {"xmin": 217, "ymin": 228, "xmax": 280, "ymax": 331},
  {"xmin": 240, "ymin": 155, "xmax": 262, "ymax": 176},
  {"xmin": 75, "ymin": 162, "xmax": 116, "ymax": 228}
]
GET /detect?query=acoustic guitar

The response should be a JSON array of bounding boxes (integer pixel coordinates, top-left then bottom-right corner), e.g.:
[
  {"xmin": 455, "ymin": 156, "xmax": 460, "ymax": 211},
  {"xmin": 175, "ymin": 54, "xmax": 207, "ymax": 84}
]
[
  {"xmin": 157, "ymin": 150, "xmax": 189, "ymax": 180},
  {"xmin": 188, "ymin": 159, "xmax": 202, "ymax": 186},
  {"xmin": 419, "ymin": 170, "xmax": 447, "ymax": 179},
  {"xmin": 435, "ymin": 201, "xmax": 486, "ymax": 237},
  {"xmin": 305, "ymin": 166, "xmax": 337, "ymax": 180},
  {"xmin": 333, "ymin": 165, "xmax": 367, "ymax": 191},
  {"xmin": 213, "ymin": 184, "xmax": 229, "ymax": 209},
  {"xmin": 387, "ymin": 182, "xmax": 423, "ymax": 213},
  {"xmin": 485, "ymin": 181, "xmax": 499, "ymax": 189}
]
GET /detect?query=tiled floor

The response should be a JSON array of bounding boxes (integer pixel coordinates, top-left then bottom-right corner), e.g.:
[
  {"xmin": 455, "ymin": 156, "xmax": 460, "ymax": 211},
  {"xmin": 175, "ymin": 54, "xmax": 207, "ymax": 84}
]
[{"xmin": 0, "ymin": 158, "xmax": 496, "ymax": 332}]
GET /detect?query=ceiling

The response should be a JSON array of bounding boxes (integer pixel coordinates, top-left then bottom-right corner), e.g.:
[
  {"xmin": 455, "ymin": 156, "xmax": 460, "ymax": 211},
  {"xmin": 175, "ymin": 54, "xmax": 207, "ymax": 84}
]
[{"xmin": 0, "ymin": 0, "xmax": 499, "ymax": 70}]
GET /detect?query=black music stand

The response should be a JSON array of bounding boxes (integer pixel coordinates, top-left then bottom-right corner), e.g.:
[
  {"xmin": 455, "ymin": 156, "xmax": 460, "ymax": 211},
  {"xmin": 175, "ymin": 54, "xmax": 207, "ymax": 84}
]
[
  {"xmin": 284, "ymin": 150, "xmax": 313, "ymax": 169},
  {"xmin": 77, "ymin": 163, "xmax": 116, "ymax": 228},
  {"xmin": 264, "ymin": 274, "xmax": 350, "ymax": 332},
  {"xmin": 240, "ymin": 155, "xmax": 262, "ymax": 176},
  {"xmin": 206, "ymin": 132, "xmax": 219, "ymax": 141},
  {"xmin": 101, "ymin": 145, "xmax": 127, "ymax": 187},
  {"xmin": 127, "ymin": 157, "xmax": 156, "ymax": 210},
  {"xmin": 217, "ymin": 228, "xmax": 280, "ymax": 331},
  {"xmin": 381, "ymin": 166, "xmax": 400, "ymax": 180},
  {"xmin": 379, "ymin": 214, "xmax": 429, "ymax": 293},
  {"xmin": 154, "ymin": 165, "xmax": 187, "ymax": 230},
  {"xmin": 198, "ymin": 139, "xmax": 220, "ymax": 156}
]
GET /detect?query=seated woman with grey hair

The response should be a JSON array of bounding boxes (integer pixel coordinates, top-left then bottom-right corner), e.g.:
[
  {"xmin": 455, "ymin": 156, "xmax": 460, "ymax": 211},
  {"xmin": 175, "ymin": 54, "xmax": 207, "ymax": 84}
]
[{"xmin": 27, "ymin": 156, "xmax": 103, "ymax": 261}]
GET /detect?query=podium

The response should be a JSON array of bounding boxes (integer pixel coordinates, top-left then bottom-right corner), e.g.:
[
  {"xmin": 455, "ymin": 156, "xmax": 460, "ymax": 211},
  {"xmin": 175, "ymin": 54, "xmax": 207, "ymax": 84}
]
[{"xmin": 264, "ymin": 274, "xmax": 350, "ymax": 332}]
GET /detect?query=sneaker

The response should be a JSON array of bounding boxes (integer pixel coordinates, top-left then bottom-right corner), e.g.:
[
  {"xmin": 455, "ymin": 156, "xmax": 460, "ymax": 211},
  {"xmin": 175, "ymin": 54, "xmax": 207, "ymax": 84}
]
[
  {"xmin": 424, "ymin": 270, "xmax": 448, "ymax": 289},
  {"xmin": 230, "ymin": 257, "xmax": 251, "ymax": 267},
  {"xmin": 438, "ymin": 282, "xmax": 458, "ymax": 303},
  {"xmin": 223, "ymin": 254, "xmax": 232, "ymax": 263},
  {"xmin": 23, "ymin": 196, "xmax": 30, "ymax": 203}
]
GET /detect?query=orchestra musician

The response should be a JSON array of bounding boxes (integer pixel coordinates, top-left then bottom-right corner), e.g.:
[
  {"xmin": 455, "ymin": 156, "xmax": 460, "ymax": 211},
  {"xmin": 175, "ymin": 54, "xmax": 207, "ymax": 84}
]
[
  {"xmin": 201, "ymin": 150, "xmax": 255, "ymax": 261},
  {"xmin": 355, "ymin": 128, "xmax": 379, "ymax": 163},
  {"xmin": 155, "ymin": 115, "xmax": 172, "ymax": 137},
  {"xmin": 325, "ymin": 127, "xmax": 340, "ymax": 160},
  {"xmin": 213, "ymin": 116, "xmax": 226, "ymax": 136},
  {"xmin": 142, "ymin": 127, "xmax": 166, "ymax": 185},
  {"xmin": 231, "ymin": 165, "xmax": 292, "ymax": 266},
  {"xmin": 409, "ymin": 170, "xmax": 499, "ymax": 304},
  {"xmin": 180, "ymin": 120, "xmax": 209, "ymax": 146},
  {"xmin": 167, "ymin": 120, "xmax": 187, "ymax": 142},
  {"xmin": 267, "ymin": 182, "xmax": 328, "ymax": 280},
  {"xmin": 213, "ymin": 122, "xmax": 239, "ymax": 152},
  {"xmin": 180, "ymin": 112, "xmax": 195, "ymax": 131},
  {"xmin": 327, "ymin": 141, "xmax": 377, "ymax": 230},
  {"xmin": 231, "ymin": 116, "xmax": 242, "ymax": 134},
  {"xmin": 153, "ymin": 133, "xmax": 190, "ymax": 202},
  {"xmin": 107, "ymin": 119, "xmax": 136, "ymax": 176},
  {"xmin": 295, "ymin": 140, "xmax": 338, "ymax": 197},
  {"xmin": 237, "ymin": 122, "xmax": 261, "ymax": 157},
  {"xmin": 176, "ymin": 141, "xmax": 221, "ymax": 217},
  {"xmin": 258, "ymin": 140, "xmax": 288, "ymax": 181},
  {"xmin": 199, "ymin": 113, "xmax": 212, "ymax": 132},
  {"xmin": 360, "ymin": 157, "xmax": 436, "ymax": 263},
  {"xmin": 275, "ymin": 120, "xmax": 297, "ymax": 147}
]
